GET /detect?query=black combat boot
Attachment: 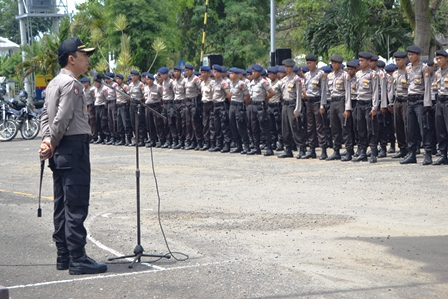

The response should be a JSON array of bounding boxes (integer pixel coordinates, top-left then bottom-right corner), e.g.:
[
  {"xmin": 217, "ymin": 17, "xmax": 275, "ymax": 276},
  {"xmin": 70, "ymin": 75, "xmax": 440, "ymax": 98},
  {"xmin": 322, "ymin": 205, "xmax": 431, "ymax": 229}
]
[
  {"xmin": 221, "ymin": 142, "xmax": 230, "ymax": 153},
  {"xmin": 370, "ymin": 147, "xmax": 378, "ymax": 163},
  {"xmin": 378, "ymin": 146, "xmax": 387, "ymax": 158},
  {"xmin": 432, "ymin": 150, "xmax": 448, "ymax": 165},
  {"xmin": 69, "ymin": 248, "xmax": 107, "ymax": 275},
  {"xmin": 201, "ymin": 141, "xmax": 210, "ymax": 151},
  {"xmin": 326, "ymin": 149, "xmax": 341, "ymax": 161},
  {"xmin": 56, "ymin": 244, "xmax": 70, "ymax": 270},
  {"xmin": 247, "ymin": 147, "xmax": 261, "ymax": 155},
  {"xmin": 278, "ymin": 150, "xmax": 293, "ymax": 158},
  {"xmin": 241, "ymin": 144, "xmax": 250, "ymax": 154},
  {"xmin": 319, "ymin": 147, "xmax": 328, "ymax": 160},
  {"xmin": 388, "ymin": 142, "xmax": 396, "ymax": 153},
  {"xmin": 392, "ymin": 148, "xmax": 407, "ymax": 158},
  {"xmin": 209, "ymin": 141, "xmax": 221, "ymax": 152},
  {"xmin": 230, "ymin": 142, "xmax": 242, "ymax": 153},
  {"xmin": 106, "ymin": 138, "xmax": 115, "ymax": 145},
  {"xmin": 115, "ymin": 136, "xmax": 126, "ymax": 146},
  {"xmin": 297, "ymin": 146, "xmax": 307, "ymax": 159},
  {"xmin": 341, "ymin": 149, "xmax": 353, "ymax": 162},
  {"xmin": 301, "ymin": 148, "xmax": 316, "ymax": 159},
  {"xmin": 276, "ymin": 142, "xmax": 284, "ymax": 151},
  {"xmin": 422, "ymin": 152, "xmax": 433, "ymax": 165},
  {"xmin": 185, "ymin": 141, "xmax": 196, "ymax": 150},
  {"xmin": 195, "ymin": 141, "xmax": 203, "ymax": 151},
  {"xmin": 161, "ymin": 141, "xmax": 171, "ymax": 148},
  {"xmin": 400, "ymin": 150, "xmax": 417, "ymax": 164},
  {"xmin": 93, "ymin": 137, "xmax": 103, "ymax": 144},
  {"xmin": 353, "ymin": 148, "xmax": 360, "ymax": 157},
  {"xmin": 352, "ymin": 149, "xmax": 367, "ymax": 162},
  {"xmin": 263, "ymin": 144, "xmax": 274, "ymax": 156}
]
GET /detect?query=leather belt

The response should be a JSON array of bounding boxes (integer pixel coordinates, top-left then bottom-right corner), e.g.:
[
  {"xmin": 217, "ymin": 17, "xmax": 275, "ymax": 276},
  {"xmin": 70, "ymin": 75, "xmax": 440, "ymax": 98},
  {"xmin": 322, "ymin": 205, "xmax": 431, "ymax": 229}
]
[
  {"xmin": 408, "ymin": 94, "xmax": 423, "ymax": 102},
  {"xmin": 163, "ymin": 100, "xmax": 174, "ymax": 104},
  {"xmin": 283, "ymin": 100, "xmax": 296, "ymax": 106},
  {"xmin": 438, "ymin": 95, "xmax": 448, "ymax": 102},
  {"xmin": 268, "ymin": 102, "xmax": 281, "ymax": 107},
  {"xmin": 307, "ymin": 96, "xmax": 320, "ymax": 103},
  {"xmin": 251, "ymin": 101, "xmax": 265, "ymax": 105},
  {"xmin": 357, "ymin": 100, "xmax": 372, "ymax": 105},
  {"xmin": 230, "ymin": 101, "xmax": 244, "ymax": 106},
  {"xmin": 62, "ymin": 134, "xmax": 90, "ymax": 143},
  {"xmin": 395, "ymin": 96, "xmax": 408, "ymax": 103},
  {"xmin": 330, "ymin": 96, "xmax": 345, "ymax": 102},
  {"xmin": 214, "ymin": 102, "xmax": 226, "ymax": 107}
]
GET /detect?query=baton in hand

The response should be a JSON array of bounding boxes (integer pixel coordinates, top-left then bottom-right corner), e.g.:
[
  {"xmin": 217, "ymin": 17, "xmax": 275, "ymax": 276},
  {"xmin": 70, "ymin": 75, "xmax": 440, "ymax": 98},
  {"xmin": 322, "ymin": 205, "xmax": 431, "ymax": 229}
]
[{"xmin": 38, "ymin": 160, "xmax": 44, "ymax": 217}]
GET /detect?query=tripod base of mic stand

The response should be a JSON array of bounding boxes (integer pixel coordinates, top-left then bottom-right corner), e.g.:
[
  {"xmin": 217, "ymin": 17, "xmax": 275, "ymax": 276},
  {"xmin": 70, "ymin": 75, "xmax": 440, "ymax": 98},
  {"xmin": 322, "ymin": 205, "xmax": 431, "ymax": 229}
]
[{"xmin": 108, "ymin": 245, "xmax": 171, "ymax": 268}]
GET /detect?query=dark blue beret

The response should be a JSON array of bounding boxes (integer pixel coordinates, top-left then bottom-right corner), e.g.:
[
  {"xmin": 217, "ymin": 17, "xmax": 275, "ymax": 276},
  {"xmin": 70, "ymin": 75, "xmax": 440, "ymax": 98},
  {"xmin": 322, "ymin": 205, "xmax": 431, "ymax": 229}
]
[
  {"xmin": 242, "ymin": 70, "xmax": 247, "ymax": 76},
  {"xmin": 147, "ymin": 73, "xmax": 155, "ymax": 80},
  {"xmin": 353, "ymin": 59, "xmax": 360, "ymax": 65},
  {"xmin": 377, "ymin": 60, "xmax": 385, "ymax": 68},
  {"xmin": 246, "ymin": 68, "xmax": 252, "ymax": 74},
  {"xmin": 346, "ymin": 60, "xmax": 358, "ymax": 68},
  {"xmin": 330, "ymin": 55, "xmax": 343, "ymax": 63},
  {"xmin": 94, "ymin": 76, "xmax": 102, "ymax": 83},
  {"xmin": 293, "ymin": 66, "xmax": 300, "ymax": 73},
  {"xmin": 80, "ymin": 77, "xmax": 90, "ymax": 83},
  {"xmin": 158, "ymin": 67, "xmax": 169, "ymax": 74},
  {"xmin": 393, "ymin": 52, "xmax": 407, "ymax": 59},
  {"xmin": 358, "ymin": 52, "xmax": 373, "ymax": 60},
  {"xmin": 424, "ymin": 60, "xmax": 434, "ymax": 66},
  {"xmin": 384, "ymin": 64, "xmax": 396, "ymax": 73},
  {"xmin": 277, "ymin": 66, "xmax": 286, "ymax": 73},
  {"xmin": 321, "ymin": 66, "xmax": 332, "ymax": 73},
  {"xmin": 141, "ymin": 72, "xmax": 148, "ymax": 77},
  {"xmin": 116, "ymin": 74, "xmax": 124, "ymax": 80},
  {"xmin": 185, "ymin": 64, "xmax": 194, "ymax": 70},
  {"xmin": 193, "ymin": 71, "xmax": 200, "ymax": 76},
  {"xmin": 267, "ymin": 66, "xmax": 278, "ymax": 73},
  {"xmin": 200, "ymin": 66, "xmax": 210, "ymax": 71},
  {"xmin": 261, "ymin": 70, "xmax": 267, "ymax": 76},
  {"xmin": 229, "ymin": 67, "xmax": 241, "ymax": 74},
  {"xmin": 252, "ymin": 64, "xmax": 263, "ymax": 72},
  {"xmin": 173, "ymin": 66, "xmax": 182, "ymax": 71},
  {"xmin": 213, "ymin": 65, "xmax": 222, "ymax": 72},
  {"xmin": 305, "ymin": 54, "xmax": 317, "ymax": 61},
  {"xmin": 130, "ymin": 70, "xmax": 139, "ymax": 75},
  {"xmin": 406, "ymin": 45, "xmax": 422, "ymax": 54},
  {"xmin": 127, "ymin": 75, "xmax": 131, "ymax": 80},
  {"xmin": 220, "ymin": 66, "xmax": 228, "ymax": 73},
  {"xmin": 282, "ymin": 59, "xmax": 295, "ymax": 66},
  {"xmin": 301, "ymin": 66, "xmax": 309, "ymax": 73},
  {"xmin": 370, "ymin": 55, "xmax": 379, "ymax": 61},
  {"xmin": 105, "ymin": 72, "xmax": 115, "ymax": 78},
  {"xmin": 435, "ymin": 50, "xmax": 448, "ymax": 57}
]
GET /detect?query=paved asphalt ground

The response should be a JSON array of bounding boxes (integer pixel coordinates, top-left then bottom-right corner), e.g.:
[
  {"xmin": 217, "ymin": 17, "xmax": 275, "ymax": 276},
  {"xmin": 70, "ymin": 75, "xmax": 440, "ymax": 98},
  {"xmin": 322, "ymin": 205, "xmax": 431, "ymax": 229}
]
[{"xmin": 1, "ymin": 136, "xmax": 448, "ymax": 299}]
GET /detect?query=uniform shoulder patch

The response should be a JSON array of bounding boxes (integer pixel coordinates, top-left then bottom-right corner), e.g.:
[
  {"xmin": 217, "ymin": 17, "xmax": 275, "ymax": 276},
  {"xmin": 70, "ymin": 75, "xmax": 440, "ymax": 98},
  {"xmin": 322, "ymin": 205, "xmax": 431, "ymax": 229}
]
[
  {"xmin": 194, "ymin": 77, "xmax": 199, "ymax": 82},
  {"xmin": 424, "ymin": 71, "xmax": 429, "ymax": 77},
  {"xmin": 221, "ymin": 81, "xmax": 227, "ymax": 88},
  {"xmin": 262, "ymin": 80, "xmax": 268, "ymax": 86},
  {"xmin": 73, "ymin": 86, "xmax": 79, "ymax": 95},
  {"xmin": 139, "ymin": 83, "xmax": 144, "ymax": 87}
]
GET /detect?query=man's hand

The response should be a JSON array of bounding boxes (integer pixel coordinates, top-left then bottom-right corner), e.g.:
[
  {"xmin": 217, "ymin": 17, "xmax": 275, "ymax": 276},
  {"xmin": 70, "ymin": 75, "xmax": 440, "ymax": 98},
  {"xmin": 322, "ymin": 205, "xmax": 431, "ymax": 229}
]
[
  {"xmin": 319, "ymin": 106, "xmax": 325, "ymax": 116},
  {"xmin": 38, "ymin": 139, "xmax": 54, "ymax": 161},
  {"xmin": 381, "ymin": 107, "xmax": 387, "ymax": 116},
  {"xmin": 369, "ymin": 109, "xmax": 377, "ymax": 119},
  {"xmin": 294, "ymin": 113, "xmax": 300, "ymax": 121},
  {"xmin": 344, "ymin": 110, "xmax": 351, "ymax": 119},
  {"xmin": 388, "ymin": 106, "xmax": 393, "ymax": 114}
]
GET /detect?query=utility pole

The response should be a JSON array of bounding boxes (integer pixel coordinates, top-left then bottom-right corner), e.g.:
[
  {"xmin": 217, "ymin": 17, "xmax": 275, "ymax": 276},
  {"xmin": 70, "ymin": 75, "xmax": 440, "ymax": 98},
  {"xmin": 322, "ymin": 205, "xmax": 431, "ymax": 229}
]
[{"xmin": 270, "ymin": 0, "xmax": 276, "ymax": 66}]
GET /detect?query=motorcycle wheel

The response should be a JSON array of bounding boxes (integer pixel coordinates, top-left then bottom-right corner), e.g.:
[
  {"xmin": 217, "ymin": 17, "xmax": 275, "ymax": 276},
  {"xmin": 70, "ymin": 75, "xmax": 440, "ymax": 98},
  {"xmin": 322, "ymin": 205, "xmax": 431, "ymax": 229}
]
[
  {"xmin": 0, "ymin": 120, "xmax": 19, "ymax": 141},
  {"xmin": 20, "ymin": 118, "xmax": 40, "ymax": 140}
]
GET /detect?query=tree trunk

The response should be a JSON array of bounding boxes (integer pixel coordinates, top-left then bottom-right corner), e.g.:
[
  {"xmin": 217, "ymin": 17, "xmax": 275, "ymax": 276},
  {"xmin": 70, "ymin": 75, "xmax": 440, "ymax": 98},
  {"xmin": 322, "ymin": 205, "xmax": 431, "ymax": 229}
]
[{"xmin": 414, "ymin": 0, "xmax": 431, "ymax": 56}]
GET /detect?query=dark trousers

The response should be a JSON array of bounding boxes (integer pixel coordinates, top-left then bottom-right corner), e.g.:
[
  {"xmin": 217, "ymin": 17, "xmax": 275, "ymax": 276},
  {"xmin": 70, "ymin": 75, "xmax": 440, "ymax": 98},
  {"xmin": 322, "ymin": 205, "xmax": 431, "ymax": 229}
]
[
  {"xmin": 356, "ymin": 101, "xmax": 378, "ymax": 151},
  {"xmin": 186, "ymin": 97, "xmax": 203, "ymax": 142},
  {"xmin": 229, "ymin": 102, "xmax": 250, "ymax": 147},
  {"xmin": 249, "ymin": 101, "xmax": 271, "ymax": 149},
  {"xmin": 406, "ymin": 98, "xmax": 432, "ymax": 153},
  {"xmin": 130, "ymin": 103, "xmax": 147, "ymax": 142},
  {"xmin": 247, "ymin": 102, "xmax": 253, "ymax": 143},
  {"xmin": 394, "ymin": 99, "xmax": 407, "ymax": 150},
  {"xmin": 351, "ymin": 100, "xmax": 358, "ymax": 145},
  {"xmin": 435, "ymin": 98, "xmax": 448, "ymax": 151},
  {"xmin": 202, "ymin": 101, "xmax": 215, "ymax": 143},
  {"xmin": 95, "ymin": 105, "xmax": 109, "ymax": 140},
  {"xmin": 306, "ymin": 100, "xmax": 328, "ymax": 148},
  {"xmin": 87, "ymin": 104, "xmax": 97, "ymax": 140},
  {"xmin": 145, "ymin": 103, "xmax": 164, "ymax": 142},
  {"xmin": 107, "ymin": 100, "xmax": 117, "ymax": 139},
  {"xmin": 169, "ymin": 100, "xmax": 186, "ymax": 142},
  {"xmin": 213, "ymin": 102, "xmax": 231, "ymax": 146},
  {"xmin": 329, "ymin": 100, "xmax": 353, "ymax": 151},
  {"xmin": 116, "ymin": 103, "xmax": 132, "ymax": 140},
  {"xmin": 281, "ymin": 102, "xmax": 306, "ymax": 151},
  {"xmin": 377, "ymin": 110, "xmax": 391, "ymax": 147},
  {"xmin": 161, "ymin": 101, "xmax": 172, "ymax": 143},
  {"xmin": 268, "ymin": 102, "xmax": 283, "ymax": 146},
  {"xmin": 49, "ymin": 138, "xmax": 90, "ymax": 251}
]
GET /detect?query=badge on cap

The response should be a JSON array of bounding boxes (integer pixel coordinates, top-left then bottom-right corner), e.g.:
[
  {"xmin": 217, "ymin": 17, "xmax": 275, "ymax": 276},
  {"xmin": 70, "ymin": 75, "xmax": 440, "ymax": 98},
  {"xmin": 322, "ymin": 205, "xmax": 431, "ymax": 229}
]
[{"xmin": 74, "ymin": 87, "xmax": 79, "ymax": 95}]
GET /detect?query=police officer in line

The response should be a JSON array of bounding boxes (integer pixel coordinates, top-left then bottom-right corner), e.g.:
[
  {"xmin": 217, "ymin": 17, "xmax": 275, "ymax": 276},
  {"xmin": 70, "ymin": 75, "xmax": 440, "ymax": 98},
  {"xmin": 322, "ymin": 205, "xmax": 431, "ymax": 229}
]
[
  {"xmin": 278, "ymin": 58, "xmax": 306, "ymax": 158},
  {"xmin": 433, "ymin": 50, "xmax": 448, "ymax": 165},
  {"xmin": 248, "ymin": 64, "xmax": 275, "ymax": 156},
  {"xmin": 345, "ymin": 60, "xmax": 359, "ymax": 155},
  {"xmin": 104, "ymin": 72, "xmax": 118, "ymax": 145},
  {"xmin": 127, "ymin": 70, "xmax": 146, "ymax": 147},
  {"xmin": 400, "ymin": 45, "xmax": 433, "ymax": 165},
  {"xmin": 209, "ymin": 65, "xmax": 232, "ymax": 152},
  {"xmin": 425, "ymin": 60, "xmax": 439, "ymax": 155},
  {"xmin": 228, "ymin": 67, "xmax": 250, "ymax": 153},
  {"xmin": 183, "ymin": 64, "xmax": 203, "ymax": 150},
  {"xmin": 80, "ymin": 78, "xmax": 98, "ymax": 142},
  {"xmin": 388, "ymin": 52, "xmax": 409, "ymax": 158},
  {"xmin": 245, "ymin": 67, "xmax": 254, "ymax": 147},
  {"xmin": 352, "ymin": 52, "xmax": 380, "ymax": 163},
  {"xmin": 267, "ymin": 66, "xmax": 284, "ymax": 151},
  {"xmin": 114, "ymin": 73, "xmax": 132, "ymax": 146},
  {"xmin": 199, "ymin": 65, "xmax": 215, "ymax": 150},
  {"xmin": 171, "ymin": 66, "xmax": 187, "ymax": 149},
  {"xmin": 158, "ymin": 67, "xmax": 174, "ymax": 148},
  {"xmin": 326, "ymin": 55, "xmax": 353, "ymax": 161},
  {"xmin": 302, "ymin": 54, "xmax": 329, "ymax": 160},
  {"xmin": 92, "ymin": 76, "xmax": 109, "ymax": 144},
  {"xmin": 39, "ymin": 37, "xmax": 107, "ymax": 275},
  {"xmin": 144, "ymin": 73, "xmax": 164, "ymax": 147}
]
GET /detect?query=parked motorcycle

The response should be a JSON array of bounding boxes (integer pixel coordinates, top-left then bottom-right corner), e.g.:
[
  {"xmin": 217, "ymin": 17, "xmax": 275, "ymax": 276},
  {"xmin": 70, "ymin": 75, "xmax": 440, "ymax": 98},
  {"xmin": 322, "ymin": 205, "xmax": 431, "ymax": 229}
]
[
  {"xmin": 7, "ymin": 91, "xmax": 40, "ymax": 140},
  {"xmin": 0, "ymin": 88, "xmax": 19, "ymax": 141}
]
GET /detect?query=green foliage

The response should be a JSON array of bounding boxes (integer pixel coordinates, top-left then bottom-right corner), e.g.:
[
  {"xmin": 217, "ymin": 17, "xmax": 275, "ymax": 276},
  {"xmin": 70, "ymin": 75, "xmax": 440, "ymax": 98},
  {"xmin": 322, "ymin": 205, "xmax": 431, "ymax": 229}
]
[{"xmin": 0, "ymin": 52, "xmax": 22, "ymax": 79}]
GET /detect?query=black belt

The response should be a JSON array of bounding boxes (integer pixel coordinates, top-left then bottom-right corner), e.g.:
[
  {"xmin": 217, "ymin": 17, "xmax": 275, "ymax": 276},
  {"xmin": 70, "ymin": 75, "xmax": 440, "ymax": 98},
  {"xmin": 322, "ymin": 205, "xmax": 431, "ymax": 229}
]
[
  {"xmin": 268, "ymin": 102, "xmax": 281, "ymax": 107},
  {"xmin": 163, "ymin": 100, "xmax": 174, "ymax": 105},
  {"xmin": 230, "ymin": 101, "xmax": 244, "ymax": 106},
  {"xmin": 117, "ymin": 103, "xmax": 128, "ymax": 107},
  {"xmin": 251, "ymin": 101, "xmax": 266, "ymax": 105},
  {"xmin": 330, "ymin": 96, "xmax": 345, "ymax": 103},
  {"xmin": 438, "ymin": 95, "xmax": 448, "ymax": 102},
  {"xmin": 62, "ymin": 134, "xmax": 90, "ymax": 143},
  {"xmin": 307, "ymin": 96, "xmax": 320, "ymax": 103},
  {"xmin": 283, "ymin": 100, "xmax": 296, "ymax": 106},
  {"xmin": 357, "ymin": 100, "xmax": 372, "ymax": 106},
  {"xmin": 395, "ymin": 96, "xmax": 408, "ymax": 103},
  {"xmin": 146, "ymin": 103, "xmax": 161, "ymax": 108},
  {"xmin": 408, "ymin": 94, "xmax": 423, "ymax": 102},
  {"xmin": 185, "ymin": 97, "xmax": 197, "ymax": 102},
  {"xmin": 108, "ymin": 100, "xmax": 116, "ymax": 103},
  {"xmin": 214, "ymin": 102, "xmax": 226, "ymax": 107}
]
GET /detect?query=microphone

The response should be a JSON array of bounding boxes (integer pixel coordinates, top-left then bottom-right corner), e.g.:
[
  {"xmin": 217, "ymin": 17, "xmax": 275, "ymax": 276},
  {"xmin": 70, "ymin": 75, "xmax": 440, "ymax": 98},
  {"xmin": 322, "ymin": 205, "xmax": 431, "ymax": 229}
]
[{"xmin": 90, "ymin": 70, "xmax": 113, "ymax": 81}]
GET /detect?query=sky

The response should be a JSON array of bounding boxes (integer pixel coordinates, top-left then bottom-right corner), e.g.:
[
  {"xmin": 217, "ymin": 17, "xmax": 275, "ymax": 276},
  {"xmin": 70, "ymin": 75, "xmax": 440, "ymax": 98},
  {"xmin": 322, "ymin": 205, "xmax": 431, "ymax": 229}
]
[{"xmin": 66, "ymin": 0, "xmax": 86, "ymax": 14}]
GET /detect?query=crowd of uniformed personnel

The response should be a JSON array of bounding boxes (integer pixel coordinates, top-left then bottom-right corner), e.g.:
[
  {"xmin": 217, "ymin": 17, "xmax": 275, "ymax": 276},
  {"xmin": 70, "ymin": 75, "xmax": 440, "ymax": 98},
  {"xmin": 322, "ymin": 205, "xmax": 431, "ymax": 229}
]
[{"xmin": 79, "ymin": 45, "xmax": 448, "ymax": 165}]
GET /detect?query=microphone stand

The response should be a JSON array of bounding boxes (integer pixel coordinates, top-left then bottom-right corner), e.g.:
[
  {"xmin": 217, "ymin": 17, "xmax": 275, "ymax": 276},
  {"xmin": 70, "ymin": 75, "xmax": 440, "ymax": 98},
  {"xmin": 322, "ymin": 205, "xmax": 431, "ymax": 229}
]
[{"xmin": 107, "ymin": 85, "xmax": 170, "ymax": 268}]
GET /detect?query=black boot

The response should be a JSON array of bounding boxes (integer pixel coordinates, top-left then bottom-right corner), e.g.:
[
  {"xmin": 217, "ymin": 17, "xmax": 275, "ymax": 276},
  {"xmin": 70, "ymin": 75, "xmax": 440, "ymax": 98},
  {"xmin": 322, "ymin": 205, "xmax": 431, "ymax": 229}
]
[
  {"xmin": 400, "ymin": 151, "xmax": 417, "ymax": 164},
  {"xmin": 115, "ymin": 137, "xmax": 125, "ymax": 146},
  {"xmin": 161, "ymin": 141, "xmax": 171, "ymax": 148},
  {"xmin": 56, "ymin": 245, "xmax": 70, "ymax": 270},
  {"xmin": 172, "ymin": 140, "xmax": 182, "ymax": 149},
  {"xmin": 201, "ymin": 141, "xmax": 210, "ymax": 151},
  {"xmin": 93, "ymin": 137, "xmax": 103, "ymax": 144},
  {"xmin": 208, "ymin": 141, "xmax": 217, "ymax": 152},
  {"xmin": 278, "ymin": 150, "xmax": 293, "ymax": 158},
  {"xmin": 432, "ymin": 151, "xmax": 448, "ymax": 165},
  {"xmin": 264, "ymin": 145, "xmax": 274, "ymax": 156},
  {"xmin": 422, "ymin": 152, "xmax": 433, "ymax": 165},
  {"xmin": 353, "ymin": 148, "xmax": 360, "ymax": 157},
  {"xmin": 275, "ymin": 142, "xmax": 284, "ymax": 151},
  {"xmin": 230, "ymin": 142, "xmax": 243, "ymax": 153},
  {"xmin": 106, "ymin": 138, "xmax": 115, "ymax": 145},
  {"xmin": 341, "ymin": 149, "xmax": 353, "ymax": 162},
  {"xmin": 392, "ymin": 149, "xmax": 407, "ymax": 158},
  {"xmin": 301, "ymin": 148, "xmax": 316, "ymax": 159},
  {"xmin": 378, "ymin": 146, "xmax": 387, "ymax": 158},
  {"xmin": 195, "ymin": 141, "xmax": 203, "ymax": 151},
  {"xmin": 241, "ymin": 144, "xmax": 250, "ymax": 154},
  {"xmin": 221, "ymin": 142, "xmax": 230, "ymax": 153},
  {"xmin": 185, "ymin": 142, "xmax": 196, "ymax": 150},
  {"xmin": 326, "ymin": 149, "xmax": 341, "ymax": 161},
  {"xmin": 370, "ymin": 147, "xmax": 378, "ymax": 163},
  {"xmin": 137, "ymin": 140, "xmax": 145, "ymax": 147},
  {"xmin": 387, "ymin": 143, "xmax": 396, "ymax": 153},
  {"xmin": 247, "ymin": 147, "xmax": 261, "ymax": 155},
  {"xmin": 69, "ymin": 248, "xmax": 107, "ymax": 275},
  {"xmin": 352, "ymin": 149, "xmax": 367, "ymax": 162},
  {"xmin": 296, "ymin": 146, "xmax": 307, "ymax": 159},
  {"xmin": 319, "ymin": 147, "xmax": 328, "ymax": 160}
]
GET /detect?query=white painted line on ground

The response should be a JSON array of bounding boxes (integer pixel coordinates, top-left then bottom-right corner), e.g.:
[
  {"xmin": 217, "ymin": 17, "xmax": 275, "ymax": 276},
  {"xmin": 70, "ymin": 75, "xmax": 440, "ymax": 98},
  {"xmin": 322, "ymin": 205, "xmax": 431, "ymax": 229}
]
[
  {"xmin": 7, "ymin": 261, "xmax": 234, "ymax": 289},
  {"xmin": 85, "ymin": 210, "xmax": 165, "ymax": 270}
]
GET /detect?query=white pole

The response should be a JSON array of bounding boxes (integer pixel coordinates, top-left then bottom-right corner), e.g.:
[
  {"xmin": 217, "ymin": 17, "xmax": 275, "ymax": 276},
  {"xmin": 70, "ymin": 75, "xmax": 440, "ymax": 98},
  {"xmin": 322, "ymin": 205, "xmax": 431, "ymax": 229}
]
[
  {"xmin": 18, "ymin": 0, "xmax": 32, "ymax": 101},
  {"xmin": 270, "ymin": 0, "xmax": 276, "ymax": 66}
]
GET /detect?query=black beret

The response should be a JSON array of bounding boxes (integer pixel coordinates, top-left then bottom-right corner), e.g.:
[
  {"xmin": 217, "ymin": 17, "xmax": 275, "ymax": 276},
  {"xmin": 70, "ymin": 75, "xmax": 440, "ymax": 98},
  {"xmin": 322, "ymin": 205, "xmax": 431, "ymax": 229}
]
[
  {"xmin": 346, "ymin": 60, "xmax": 358, "ymax": 68},
  {"xmin": 377, "ymin": 60, "xmax": 385, "ymax": 68},
  {"xmin": 330, "ymin": 55, "xmax": 343, "ymax": 63},
  {"xmin": 305, "ymin": 54, "xmax": 317, "ymax": 61},
  {"xmin": 370, "ymin": 55, "xmax": 379, "ymax": 61},
  {"xmin": 393, "ymin": 52, "xmax": 407, "ymax": 59},
  {"xmin": 406, "ymin": 45, "xmax": 422, "ymax": 54},
  {"xmin": 435, "ymin": 50, "xmax": 448, "ymax": 57},
  {"xmin": 384, "ymin": 64, "xmax": 396, "ymax": 73},
  {"xmin": 282, "ymin": 59, "xmax": 295, "ymax": 66},
  {"xmin": 424, "ymin": 60, "xmax": 434, "ymax": 66},
  {"xmin": 358, "ymin": 52, "xmax": 373, "ymax": 60}
]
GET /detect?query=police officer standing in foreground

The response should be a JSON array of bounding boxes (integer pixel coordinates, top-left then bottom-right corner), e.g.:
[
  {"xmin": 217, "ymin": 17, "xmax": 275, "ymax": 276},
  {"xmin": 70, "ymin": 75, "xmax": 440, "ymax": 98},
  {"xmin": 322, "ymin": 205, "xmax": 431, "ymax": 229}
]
[
  {"xmin": 433, "ymin": 50, "xmax": 448, "ymax": 165},
  {"xmin": 39, "ymin": 37, "xmax": 107, "ymax": 275}
]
